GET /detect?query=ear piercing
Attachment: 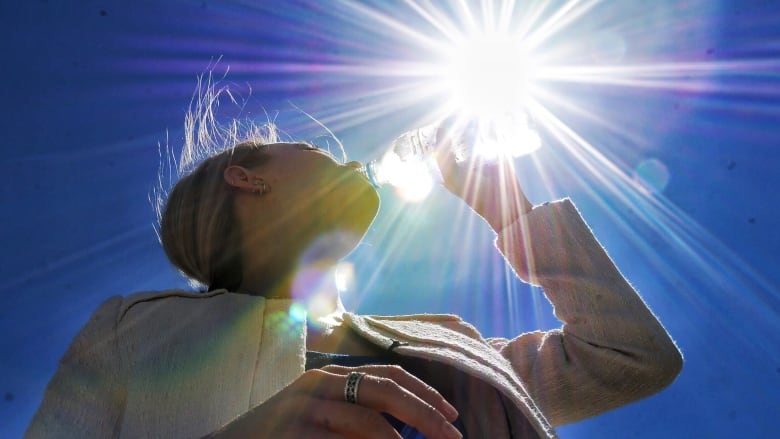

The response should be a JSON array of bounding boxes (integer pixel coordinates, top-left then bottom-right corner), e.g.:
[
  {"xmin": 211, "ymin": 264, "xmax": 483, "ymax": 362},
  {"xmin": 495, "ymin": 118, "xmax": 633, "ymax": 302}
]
[{"xmin": 252, "ymin": 179, "xmax": 271, "ymax": 194}]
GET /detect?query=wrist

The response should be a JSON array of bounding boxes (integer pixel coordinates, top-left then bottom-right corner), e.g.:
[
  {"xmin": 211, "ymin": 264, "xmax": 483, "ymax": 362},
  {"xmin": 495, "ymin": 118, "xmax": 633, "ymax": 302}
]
[
  {"xmin": 475, "ymin": 197, "xmax": 528, "ymax": 232},
  {"xmin": 469, "ymin": 180, "xmax": 532, "ymax": 232}
]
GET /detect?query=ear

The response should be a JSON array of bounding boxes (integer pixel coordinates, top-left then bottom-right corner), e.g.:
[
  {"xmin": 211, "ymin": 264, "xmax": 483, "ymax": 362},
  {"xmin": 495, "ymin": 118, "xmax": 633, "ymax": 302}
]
[{"xmin": 224, "ymin": 165, "xmax": 256, "ymax": 190}]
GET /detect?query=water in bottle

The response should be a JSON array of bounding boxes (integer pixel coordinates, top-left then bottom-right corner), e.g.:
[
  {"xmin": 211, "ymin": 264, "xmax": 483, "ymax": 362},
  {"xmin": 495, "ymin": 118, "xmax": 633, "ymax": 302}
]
[
  {"xmin": 365, "ymin": 112, "xmax": 541, "ymax": 200},
  {"xmin": 365, "ymin": 123, "xmax": 441, "ymax": 190}
]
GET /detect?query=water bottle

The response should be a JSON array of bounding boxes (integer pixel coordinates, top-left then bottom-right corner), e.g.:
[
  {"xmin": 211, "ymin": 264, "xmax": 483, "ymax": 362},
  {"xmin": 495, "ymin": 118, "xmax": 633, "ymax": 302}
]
[
  {"xmin": 365, "ymin": 112, "xmax": 541, "ymax": 191},
  {"xmin": 364, "ymin": 123, "xmax": 442, "ymax": 189}
]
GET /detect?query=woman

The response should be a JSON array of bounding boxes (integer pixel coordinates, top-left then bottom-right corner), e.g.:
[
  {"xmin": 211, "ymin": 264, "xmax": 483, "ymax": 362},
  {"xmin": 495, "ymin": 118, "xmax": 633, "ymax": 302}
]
[{"xmin": 26, "ymin": 85, "xmax": 682, "ymax": 438}]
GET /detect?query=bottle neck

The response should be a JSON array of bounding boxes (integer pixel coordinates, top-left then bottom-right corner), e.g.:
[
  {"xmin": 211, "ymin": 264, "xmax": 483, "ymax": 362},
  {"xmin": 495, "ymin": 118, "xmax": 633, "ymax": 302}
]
[{"xmin": 365, "ymin": 160, "xmax": 386, "ymax": 188}]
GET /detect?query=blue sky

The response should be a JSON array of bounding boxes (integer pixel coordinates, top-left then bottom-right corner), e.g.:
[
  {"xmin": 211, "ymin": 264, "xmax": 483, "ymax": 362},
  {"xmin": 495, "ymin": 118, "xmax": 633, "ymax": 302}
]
[{"xmin": 1, "ymin": 1, "xmax": 778, "ymax": 437}]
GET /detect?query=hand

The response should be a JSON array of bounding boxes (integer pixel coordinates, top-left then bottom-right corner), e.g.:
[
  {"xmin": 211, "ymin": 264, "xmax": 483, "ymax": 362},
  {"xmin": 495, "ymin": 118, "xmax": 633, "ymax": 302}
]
[
  {"xmin": 434, "ymin": 119, "xmax": 533, "ymax": 231},
  {"xmin": 206, "ymin": 365, "xmax": 462, "ymax": 439}
]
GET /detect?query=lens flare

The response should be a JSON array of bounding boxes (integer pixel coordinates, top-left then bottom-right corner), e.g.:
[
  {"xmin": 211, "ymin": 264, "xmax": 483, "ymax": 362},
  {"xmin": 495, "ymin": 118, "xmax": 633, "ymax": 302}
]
[
  {"xmin": 334, "ymin": 261, "xmax": 355, "ymax": 293},
  {"xmin": 391, "ymin": 165, "xmax": 435, "ymax": 202},
  {"xmin": 634, "ymin": 158, "xmax": 671, "ymax": 194},
  {"xmin": 288, "ymin": 303, "xmax": 307, "ymax": 323},
  {"xmin": 373, "ymin": 149, "xmax": 436, "ymax": 202},
  {"xmin": 290, "ymin": 265, "xmax": 339, "ymax": 329}
]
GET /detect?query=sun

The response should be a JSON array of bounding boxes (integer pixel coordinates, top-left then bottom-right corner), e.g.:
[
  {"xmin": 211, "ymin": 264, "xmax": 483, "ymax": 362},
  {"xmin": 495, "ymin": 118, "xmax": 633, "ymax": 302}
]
[
  {"xmin": 366, "ymin": 29, "xmax": 545, "ymax": 202},
  {"xmin": 439, "ymin": 31, "xmax": 538, "ymax": 118}
]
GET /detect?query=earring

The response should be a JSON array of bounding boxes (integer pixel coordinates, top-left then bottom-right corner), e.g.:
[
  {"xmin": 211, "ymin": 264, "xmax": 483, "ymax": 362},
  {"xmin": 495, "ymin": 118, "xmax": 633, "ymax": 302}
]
[{"xmin": 252, "ymin": 179, "xmax": 270, "ymax": 194}]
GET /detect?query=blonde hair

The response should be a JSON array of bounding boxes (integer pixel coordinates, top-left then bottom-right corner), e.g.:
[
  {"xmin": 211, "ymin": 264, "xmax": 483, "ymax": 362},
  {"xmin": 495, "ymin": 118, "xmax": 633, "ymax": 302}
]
[{"xmin": 155, "ymin": 71, "xmax": 280, "ymax": 291}]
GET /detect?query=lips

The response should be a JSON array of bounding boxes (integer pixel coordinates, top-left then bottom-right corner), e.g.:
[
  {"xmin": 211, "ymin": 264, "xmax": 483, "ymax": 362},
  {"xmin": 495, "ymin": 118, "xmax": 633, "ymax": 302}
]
[{"xmin": 343, "ymin": 161, "xmax": 370, "ymax": 180}]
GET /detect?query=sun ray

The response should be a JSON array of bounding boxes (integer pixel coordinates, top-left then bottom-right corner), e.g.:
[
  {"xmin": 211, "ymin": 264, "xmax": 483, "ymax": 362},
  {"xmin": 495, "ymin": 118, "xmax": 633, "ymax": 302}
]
[
  {"xmin": 528, "ymin": 87, "xmax": 648, "ymax": 148},
  {"xmin": 537, "ymin": 60, "xmax": 780, "ymax": 94},
  {"xmin": 401, "ymin": 0, "xmax": 464, "ymax": 44},
  {"xmin": 523, "ymin": 0, "xmax": 601, "ymax": 51},
  {"xmin": 334, "ymin": 0, "xmax": 448, "ymax": 53},
  {"xmin": 496, "ymin": 0, "xmax": 516, "ymax": 32},
  {"xmin": 128, "ymin": 0, "xmax": 777, "ymax": 346},
  {"xmin": 453, "ymin": 0, "xmax": 480, "ymax": 34},
  {"xmin": 527, "ymin": 94, "xmax": 780, "ymax": 360}
]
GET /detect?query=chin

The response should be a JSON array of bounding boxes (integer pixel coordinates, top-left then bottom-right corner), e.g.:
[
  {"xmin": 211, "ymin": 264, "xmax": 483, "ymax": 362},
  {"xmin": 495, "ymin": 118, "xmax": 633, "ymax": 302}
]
[
  {"xmin": 331, "ymin": 173, "xmax": 379, "ymax": 227},
  {"xmin": 300, "ymin": 229, "xmax": 365, "ymax": 265},
  {"xmin": 319, "ymin": 183, "xmax": 379, "ymax": 261},
  {"xmin": 300, "ymin": 174, "xmax": 379, "ymax": 264},
  {"xmin": 350, "ymin": 181, "xmax": 380, "ymax": 232}
]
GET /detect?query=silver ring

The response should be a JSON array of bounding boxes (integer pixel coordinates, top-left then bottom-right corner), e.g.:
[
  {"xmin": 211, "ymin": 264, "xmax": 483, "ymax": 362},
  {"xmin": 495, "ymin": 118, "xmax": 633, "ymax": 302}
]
[{"xmin": 344, "ymin": 371, "xmax": 366, "ymax": 404}]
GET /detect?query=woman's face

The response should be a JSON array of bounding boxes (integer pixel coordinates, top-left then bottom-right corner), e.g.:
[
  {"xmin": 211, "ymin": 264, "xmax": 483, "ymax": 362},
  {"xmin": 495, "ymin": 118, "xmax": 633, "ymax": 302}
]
[{"xmin": 234, "ymin": 142, "xmax": 380, "ymax": 265}]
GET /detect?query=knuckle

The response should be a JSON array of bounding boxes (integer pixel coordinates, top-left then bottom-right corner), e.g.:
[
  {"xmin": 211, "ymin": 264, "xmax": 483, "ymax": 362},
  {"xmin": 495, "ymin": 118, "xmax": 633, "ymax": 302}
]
[
  {"xmin": 297, "ymin": 369, "xmax": 328, "ymax": 387},
  {"xmin": 386, "ymin": 364, "xmax": 406, "ymax": 379},
  {"xmin": 370, "ymin": 364, "xmax": 405, "ymax": 383},
  {"xmin": 270, "ymin": 395, "xmax": 307, "ymax": 422},
  {"xmin": 321, "ymin": 364, "xmax": 345, "ymax": 373},
  {"xmin": 296, "ymin": 371, "xmax": 315, "ymax": 386},
  {"xmin": 432, "ymin": 419, "xmax": 454, "ymax": 438},
  {"xmin": 420, "ymin": 381, "xmax": 441, "ymax": 398},
  {"xmin": 414, "ymin": 401, "xmax": 443, "ymax": 425},
  {"xmin": 424, "ymin": 402, "xmax": 440, "ymax": 417},
  {"xmin": 374, "ymin": 376, "xmax": 398, "ymax": 392}
]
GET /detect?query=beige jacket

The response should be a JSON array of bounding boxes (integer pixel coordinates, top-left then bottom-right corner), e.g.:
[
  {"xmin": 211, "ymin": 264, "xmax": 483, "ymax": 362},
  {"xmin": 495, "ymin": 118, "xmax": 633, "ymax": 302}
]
[{"xmin": 25, "ymin": 199, "xmax": 683, "ymax": 438}]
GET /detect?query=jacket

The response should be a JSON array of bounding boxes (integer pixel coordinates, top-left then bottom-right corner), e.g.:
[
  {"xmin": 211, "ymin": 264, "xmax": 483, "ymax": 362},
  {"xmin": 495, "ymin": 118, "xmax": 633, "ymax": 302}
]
[{"xmin": 25, "ymin": 199, "xmax": 683, "ymax": 438}]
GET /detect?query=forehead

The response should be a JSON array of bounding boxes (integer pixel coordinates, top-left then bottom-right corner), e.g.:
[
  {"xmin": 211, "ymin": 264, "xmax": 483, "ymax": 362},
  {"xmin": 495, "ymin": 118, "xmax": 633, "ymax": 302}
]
[
  {"xmin": 236, "ymin": 142, "xmax": 312, "ymax": 161},
  {"xmin": 264, "ymin": 142, "xmax": 313, "ymax": 151},
  {"xmin": 264, "ymin": 142, "xmax": 339, "ymax": 159},
  {"xmin": 241, "ymin": 142, "xmax": 339, "ymax": 171}
]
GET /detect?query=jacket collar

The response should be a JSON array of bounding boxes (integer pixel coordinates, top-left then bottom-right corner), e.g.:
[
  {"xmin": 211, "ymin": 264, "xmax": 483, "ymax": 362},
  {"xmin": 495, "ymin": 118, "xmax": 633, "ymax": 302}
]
[{"xmin": 343, "ymin": 312, "xmax": 555, "ymax": 438}]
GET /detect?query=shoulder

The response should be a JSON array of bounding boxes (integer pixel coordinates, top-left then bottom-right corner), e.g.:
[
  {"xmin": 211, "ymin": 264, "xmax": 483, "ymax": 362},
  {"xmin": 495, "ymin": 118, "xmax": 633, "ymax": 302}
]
[
  {"xmin": 113, "ymin": 289, "xmax": 287, "ymax": 326},
  {"xmin": 359, "ymin": 313, "xmax": 485, "ymax": 340},
  {"xmin": 114, "ymin": 289, "xmax": 229, "ymax": 321},
  {"xmin": 365, "ymin": 313, "xmax": 461, "ymax": 323},
  {"xmin": 120, "ymin": 288, "xmax": 225, "ymax": 309}
]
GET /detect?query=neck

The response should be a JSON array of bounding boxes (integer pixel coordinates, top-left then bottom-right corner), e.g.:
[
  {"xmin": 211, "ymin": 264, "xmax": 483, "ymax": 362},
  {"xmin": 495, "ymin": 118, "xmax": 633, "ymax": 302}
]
[
  {"xmin": 240, "ymin": 262, "xmax": 386, "ymax": 355},
  {"xmin": 238, "ymin": 260, "xmax": 346, "ymax": 322}
]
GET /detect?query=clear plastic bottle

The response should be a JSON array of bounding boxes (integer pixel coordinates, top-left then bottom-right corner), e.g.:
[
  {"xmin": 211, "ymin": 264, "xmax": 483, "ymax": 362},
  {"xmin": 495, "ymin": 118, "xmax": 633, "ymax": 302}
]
[
  {"xmin": 365, "ymin": 112, "xmax": 540, "ymax": 190},
  {"xmin": 365, "ymin": 123, "xmax": 442, "ymax": 189}
]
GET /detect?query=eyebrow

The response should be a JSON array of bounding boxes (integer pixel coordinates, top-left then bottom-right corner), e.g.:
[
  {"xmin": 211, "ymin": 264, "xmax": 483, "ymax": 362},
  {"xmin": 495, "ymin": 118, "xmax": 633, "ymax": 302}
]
[{"xmin": 300, "ymin": 142, "xmax": 340, "ymax": 160}]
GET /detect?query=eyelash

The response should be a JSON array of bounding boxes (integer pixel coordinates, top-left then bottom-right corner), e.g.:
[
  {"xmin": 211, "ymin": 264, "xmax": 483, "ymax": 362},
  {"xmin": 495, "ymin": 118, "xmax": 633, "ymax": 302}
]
[{"xmin": 307, "ymin": 144, "xmax": 338, "ymax": 157}]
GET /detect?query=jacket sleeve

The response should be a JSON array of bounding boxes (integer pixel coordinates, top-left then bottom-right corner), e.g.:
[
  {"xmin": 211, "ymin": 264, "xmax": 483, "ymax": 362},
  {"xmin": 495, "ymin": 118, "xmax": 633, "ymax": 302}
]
[
  {"xmin": 25, "ymin": 296, "xmax": 126, "ymax": 438},
  {"xmin": 487, "ymin": 199, "xmax": 683, "ymax": 427}
]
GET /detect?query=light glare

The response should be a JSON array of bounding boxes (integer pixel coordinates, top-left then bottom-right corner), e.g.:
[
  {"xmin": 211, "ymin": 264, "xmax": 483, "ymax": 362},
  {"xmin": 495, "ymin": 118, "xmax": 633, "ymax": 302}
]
[
  {"xmin": 442, "ymin": 32, "xmax": 536, "ymax": 117},
  {"xmin": 392, "ymin": 161, "xmax": 435, "ymax": 202},
  {"xmin": 334, "ymin": 262, "xmax": 355, "ymax": 293},
  {"xmin": 470, "ymin": 113, "xmax": 542, "ymax": 160},
  {"xmin": 376, "ymin": 149, "xmax": 436, "ymax": 202}
]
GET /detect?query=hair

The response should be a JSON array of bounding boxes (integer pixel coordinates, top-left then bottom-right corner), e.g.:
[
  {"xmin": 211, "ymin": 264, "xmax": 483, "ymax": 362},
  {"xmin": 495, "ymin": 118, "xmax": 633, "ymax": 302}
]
[
  {"xmin": 154, "ymin": 65, "xmax": 349, "ymax": 291},
  {"xmin": 154, "ymin": 70, "xmax": 281, "ymax": 292}
]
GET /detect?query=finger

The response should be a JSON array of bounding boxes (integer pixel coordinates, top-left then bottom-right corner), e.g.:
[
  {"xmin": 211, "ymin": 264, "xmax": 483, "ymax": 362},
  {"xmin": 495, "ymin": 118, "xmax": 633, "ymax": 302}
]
[
  {"xmin": 354, "ymin": 375, "xmax": 462, "ymax": 439},
  {"xmin": 267, "ymin": 391, "xmax": 396, "ymax": 439},
  {"xmin": 317, "ymin": 367, "xmax": 462, "ymax": 439},
  {"xmin": 293, "ymin": 425, "xmax": 348, "ymax": 439},
  {"xmin": 304, "ymin": 398, "xmax": 401, "ymax": 439},
  {"xmin": 271, "ymin": 424, "xmax": 347, "ymax": 439},
  {"xmin": 324, "ymin": 365, "xmax": 459, "ymax": 421}
]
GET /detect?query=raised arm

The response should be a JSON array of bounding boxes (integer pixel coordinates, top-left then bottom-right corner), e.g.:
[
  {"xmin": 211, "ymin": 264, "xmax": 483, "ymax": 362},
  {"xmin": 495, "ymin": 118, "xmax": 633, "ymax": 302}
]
[
  {"xmin": 436, "ymin": 150, "xmax": 683, "ymax": 426},
  {"xmin": 490, "ymin": 199, "xmax": 682, "ymax": 425}
]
